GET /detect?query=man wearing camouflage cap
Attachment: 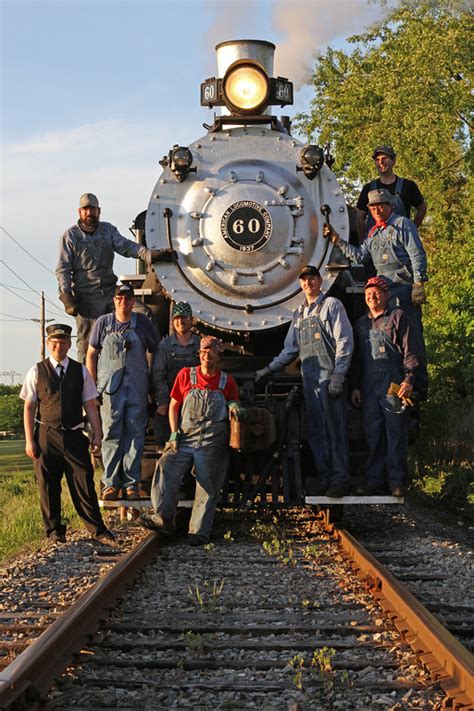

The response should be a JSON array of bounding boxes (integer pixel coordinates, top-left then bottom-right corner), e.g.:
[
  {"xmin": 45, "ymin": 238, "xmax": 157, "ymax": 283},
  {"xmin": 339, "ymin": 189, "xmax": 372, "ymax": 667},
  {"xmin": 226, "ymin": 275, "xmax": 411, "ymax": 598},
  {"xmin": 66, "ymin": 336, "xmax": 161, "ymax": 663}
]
[
  {"xmin": 139, "ymin": 336, "xmax": 245, "ymax": 545},
  {"xmin": 324, "ymin": 187, "xmax": 428, "ymax": 395},
  {"xmin": 356, "ymin": 145, "xmax": 427, "ymax": 242},
  {"xmin": 55, "ymin": 193, "xmax": 175, "ymax": 362},
  {"xmin": 151, "ymin": 302, "xmax": 200, "ymax": 446}
]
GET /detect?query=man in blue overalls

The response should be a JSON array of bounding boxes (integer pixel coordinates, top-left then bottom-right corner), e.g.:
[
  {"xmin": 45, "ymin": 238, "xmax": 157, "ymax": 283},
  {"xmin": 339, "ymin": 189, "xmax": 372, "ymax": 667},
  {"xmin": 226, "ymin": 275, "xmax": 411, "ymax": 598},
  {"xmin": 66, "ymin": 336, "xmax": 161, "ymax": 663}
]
[
  {"xmin": 324, "ymin": 188, "xmax": 428, "ymax": 396},
  {"xmin": 86, "ymin": 284, "xmax": 159, "ymax": 500},
  {"xmin": 56, "ymin": 193, "xmax": 175, "ymax": 362},
  {"xmin": 139, "ymin": 336, "xmax": 244, "ymax": 545},
  {"xmin": 351, "ymin": 277, "xmax": 419, "ymax": 496},
  {"xmin": 255, "ymin": 265, "xmax": 354, "ymax": 497}
]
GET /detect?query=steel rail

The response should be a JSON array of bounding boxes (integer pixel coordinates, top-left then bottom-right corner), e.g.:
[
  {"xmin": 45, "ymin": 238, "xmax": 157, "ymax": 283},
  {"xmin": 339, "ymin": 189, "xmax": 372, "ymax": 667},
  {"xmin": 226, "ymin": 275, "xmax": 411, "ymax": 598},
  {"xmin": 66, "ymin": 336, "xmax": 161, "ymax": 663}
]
[
  {"xmin": 0, "ymin": 533, "xmax": 161, "ymax": 710},
  {"xmin": 331, "ymin": 525, "xmax": 474, "ymax": 709}
]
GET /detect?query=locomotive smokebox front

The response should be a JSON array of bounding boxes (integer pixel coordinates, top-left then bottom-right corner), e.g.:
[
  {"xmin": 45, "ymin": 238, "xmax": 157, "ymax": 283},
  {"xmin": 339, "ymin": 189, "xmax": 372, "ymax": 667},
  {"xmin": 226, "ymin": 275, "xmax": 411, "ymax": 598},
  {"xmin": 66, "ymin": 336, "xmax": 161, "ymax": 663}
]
[{"xmin": 146, "ymin": 39, "xmax": 349, "ymax": 340}]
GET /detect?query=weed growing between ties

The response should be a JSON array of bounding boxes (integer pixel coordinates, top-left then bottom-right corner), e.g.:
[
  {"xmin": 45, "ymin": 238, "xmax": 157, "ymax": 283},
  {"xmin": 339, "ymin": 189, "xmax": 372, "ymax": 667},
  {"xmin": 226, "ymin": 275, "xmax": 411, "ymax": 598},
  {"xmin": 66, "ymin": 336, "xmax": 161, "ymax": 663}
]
[
  {"xmin": 287, "ymin": 647, "xmax": 351, "ymax": 694},
  {"xmin": 250, "ymin": 515, "xmax": 295, "ymax": 566},
  {"xmin": 183, "ymin": 630, "xmax": 215, "ymax": 655},
  {"xmin": 188, "ymin": 579, "xmax": 225, "ymax": 609}
]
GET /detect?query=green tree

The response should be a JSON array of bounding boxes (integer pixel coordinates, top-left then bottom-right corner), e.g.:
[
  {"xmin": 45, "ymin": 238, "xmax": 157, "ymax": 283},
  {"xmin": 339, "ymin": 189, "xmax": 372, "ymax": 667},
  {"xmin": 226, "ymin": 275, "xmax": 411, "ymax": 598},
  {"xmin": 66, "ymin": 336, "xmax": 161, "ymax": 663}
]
[
  {"xmin": 0, "ymin": 385, "xmax": 23, "ymax": 435},
  {"xmin": 295, "ymin": 0, "xmax": 473, "ymax": 461}
]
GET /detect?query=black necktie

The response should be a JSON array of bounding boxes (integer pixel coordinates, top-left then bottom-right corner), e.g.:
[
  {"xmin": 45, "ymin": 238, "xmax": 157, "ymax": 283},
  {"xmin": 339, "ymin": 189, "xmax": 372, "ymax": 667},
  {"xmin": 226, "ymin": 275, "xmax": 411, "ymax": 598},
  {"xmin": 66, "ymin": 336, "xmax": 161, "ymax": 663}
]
[{"xmin": 57, "ymin": 364, "xmax": 64, "ymax": 380}]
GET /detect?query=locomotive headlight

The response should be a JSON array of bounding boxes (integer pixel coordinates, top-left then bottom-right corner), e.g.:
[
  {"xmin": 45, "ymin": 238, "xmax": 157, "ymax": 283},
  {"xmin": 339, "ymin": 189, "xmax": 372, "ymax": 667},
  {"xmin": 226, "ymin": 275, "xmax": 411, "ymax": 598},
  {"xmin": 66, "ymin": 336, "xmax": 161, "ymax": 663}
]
[
  {"xmin": 223, "ymin": 61, "xmax": 269, "ymax": 114},
  {"xmin": 298, "ymin": 144, "xmax": 325, "ymax": 180},
  {"xmin": 170, "ymin": 146, "xmax": 195, "ymax": 182}
]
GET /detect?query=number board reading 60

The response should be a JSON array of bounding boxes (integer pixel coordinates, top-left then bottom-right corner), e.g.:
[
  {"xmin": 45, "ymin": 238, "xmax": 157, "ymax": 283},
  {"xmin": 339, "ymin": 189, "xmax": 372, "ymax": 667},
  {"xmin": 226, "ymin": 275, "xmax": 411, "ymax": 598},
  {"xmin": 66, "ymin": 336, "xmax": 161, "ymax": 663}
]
[{"xmin": 220, "ymin": 201, "xmax": 273, "ymax": 252}]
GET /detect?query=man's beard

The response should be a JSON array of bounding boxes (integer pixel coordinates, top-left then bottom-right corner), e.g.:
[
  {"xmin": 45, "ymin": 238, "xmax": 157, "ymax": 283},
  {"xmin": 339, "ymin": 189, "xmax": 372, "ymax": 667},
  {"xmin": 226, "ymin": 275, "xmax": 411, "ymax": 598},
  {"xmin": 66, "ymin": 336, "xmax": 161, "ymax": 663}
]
[{"xmin": 79, "ymin": 216, "xmax": 99, "ymax": 233}]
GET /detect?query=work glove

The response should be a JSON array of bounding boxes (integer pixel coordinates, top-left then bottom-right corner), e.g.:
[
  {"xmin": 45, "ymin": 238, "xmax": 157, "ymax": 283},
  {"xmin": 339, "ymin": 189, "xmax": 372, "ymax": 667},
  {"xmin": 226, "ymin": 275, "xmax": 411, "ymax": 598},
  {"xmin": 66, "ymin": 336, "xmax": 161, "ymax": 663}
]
[
  {"xmin": 411, "ymin": 282, "xmax": 426, "ymax": 305},
  {"xmin": 255, "ymin": 366, "xmax": 273, "ymax": 383},
  {"xmin": 228, "ymin": 401, "xmax": 247, "ymax": 421},
  {"xmin": 146, "ymin": 248, "xmax": 178, "ymax": 265},
  {"xmin": 322, "ymin": 224, "xmax": 340, "ymax": 244},
  {"xmin": 328, "ymin": 372, "xmax": 345, "ymax": 399},
  {"xmin": 163, "ymin": 431, "xmax": 180, "ymax": 454},
  {"xmin": 59, "ymin": 291, "xmax": 78, "ymax": 316}
]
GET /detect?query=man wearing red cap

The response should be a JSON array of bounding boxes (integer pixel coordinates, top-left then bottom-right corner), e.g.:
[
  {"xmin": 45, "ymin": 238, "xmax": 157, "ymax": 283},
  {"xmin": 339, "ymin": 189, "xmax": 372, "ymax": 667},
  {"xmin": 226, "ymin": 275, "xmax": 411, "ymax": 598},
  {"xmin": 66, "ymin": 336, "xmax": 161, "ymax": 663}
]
[
  {"xmin": 356, "ymin": 145, "xmax": 427, "ymax": 242},
  {"xmin": 139, "ymin": 336, "xmax": 245, "ymax": 545},
  {"xmin": 351, "ymin": 277, "xmax": 419, "ymax": 496}
]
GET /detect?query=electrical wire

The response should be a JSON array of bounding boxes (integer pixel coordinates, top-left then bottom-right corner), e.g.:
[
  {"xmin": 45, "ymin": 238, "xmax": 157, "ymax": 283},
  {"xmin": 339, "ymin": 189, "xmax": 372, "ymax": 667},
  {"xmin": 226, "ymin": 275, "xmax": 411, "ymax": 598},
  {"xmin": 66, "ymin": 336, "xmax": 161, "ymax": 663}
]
[
  {"xmin": 1, "ymin": 282, "xmax": 40, "ymax": 309},
  {"xmin": 0, "ymin": 260, "xmax": 66, "ymax": 317},
  {"xmin": 0, "ymin": 226, "xmax": 55, "ymax": 275},
  {"xmin": 0, "ymin": 311, "xmax": 34, "ymax": 320}
]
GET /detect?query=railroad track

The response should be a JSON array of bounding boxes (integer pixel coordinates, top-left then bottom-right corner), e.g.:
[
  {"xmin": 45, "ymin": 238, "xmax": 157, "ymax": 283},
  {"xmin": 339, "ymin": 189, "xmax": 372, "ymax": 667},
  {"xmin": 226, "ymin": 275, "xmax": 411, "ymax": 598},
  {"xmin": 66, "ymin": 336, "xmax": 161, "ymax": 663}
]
[{"xmin": 0, "ymin": 508, "xmax": 472, "ymax": 709}]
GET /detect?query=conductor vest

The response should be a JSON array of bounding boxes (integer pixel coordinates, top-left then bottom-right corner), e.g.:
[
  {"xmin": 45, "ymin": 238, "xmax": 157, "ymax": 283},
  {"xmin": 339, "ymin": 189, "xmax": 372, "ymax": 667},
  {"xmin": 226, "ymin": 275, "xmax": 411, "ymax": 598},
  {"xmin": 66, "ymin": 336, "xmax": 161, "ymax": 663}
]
[{"xmin": 36, "ymin": 359, "xmax": 84, "ymax": 429}]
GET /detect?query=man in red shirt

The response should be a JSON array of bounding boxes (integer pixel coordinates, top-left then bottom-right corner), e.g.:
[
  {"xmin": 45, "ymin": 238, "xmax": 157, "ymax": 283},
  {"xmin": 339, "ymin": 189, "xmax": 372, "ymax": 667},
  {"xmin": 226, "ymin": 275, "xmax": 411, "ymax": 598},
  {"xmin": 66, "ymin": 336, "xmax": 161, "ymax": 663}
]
[{"xmin": 139, "ymin": 336, "xmax": 245, "ymax": 545}]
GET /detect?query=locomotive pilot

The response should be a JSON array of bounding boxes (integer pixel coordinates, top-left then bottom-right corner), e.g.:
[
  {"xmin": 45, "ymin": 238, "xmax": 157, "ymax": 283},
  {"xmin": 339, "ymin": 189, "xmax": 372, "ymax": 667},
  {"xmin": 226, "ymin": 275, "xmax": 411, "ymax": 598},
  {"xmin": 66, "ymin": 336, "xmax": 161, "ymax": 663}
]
[
  {"xmin": 351, "ymin": 277, "xmax": 419, "ymax": 497},
  {"xmin": 138, "ymin": 336, "xmax": 246, "ymax": 546},
  {"xmin": 86, "ymin": 284, "xmax": 159, "ymax": 501},
  {"xmin": 324, "ymin": 187, "xmax": 428, "ymax": 397},
  {"xmin": 20, "ymin": 324, "xmax": 116, "ymax": 545},
  {"xmin": 151, "ymin": 301, "xmax": 200, "ymax": 446},
  {"xmin": 256, "ymin": 265, "xmax": 354, "ymax": 498},
  {"xmin": 55, "ymin": 192, "xmax": 175, "ymax": 362}
]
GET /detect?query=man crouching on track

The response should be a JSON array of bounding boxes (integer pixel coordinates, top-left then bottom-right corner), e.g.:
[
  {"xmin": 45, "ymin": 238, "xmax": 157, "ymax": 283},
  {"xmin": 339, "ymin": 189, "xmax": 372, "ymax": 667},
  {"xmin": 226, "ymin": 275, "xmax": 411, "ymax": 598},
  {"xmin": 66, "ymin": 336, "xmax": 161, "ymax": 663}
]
[
  {"xmin": 255, "ymin": 265, "xmax": 354, "ymax": 497},
  {"xmin": 138, "ymin": 336, "xmax": 245, "ymax": 546},
  {"xmin": 20, "ymin": 324, "xmax": 117, "ymax": 546},
  {"xmin": 351, "ymin": 277, "xmax": 419, "ymax": 497}
]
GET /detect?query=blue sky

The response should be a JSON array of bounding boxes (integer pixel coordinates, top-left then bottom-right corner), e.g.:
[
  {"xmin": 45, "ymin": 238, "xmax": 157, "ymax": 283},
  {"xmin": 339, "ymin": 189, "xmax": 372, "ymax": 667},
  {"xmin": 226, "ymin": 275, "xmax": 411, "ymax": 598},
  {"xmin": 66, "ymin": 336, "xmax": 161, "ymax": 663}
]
[{"xmin": 1, "ymin": 0, "xmax": 386, "ymax": 380}]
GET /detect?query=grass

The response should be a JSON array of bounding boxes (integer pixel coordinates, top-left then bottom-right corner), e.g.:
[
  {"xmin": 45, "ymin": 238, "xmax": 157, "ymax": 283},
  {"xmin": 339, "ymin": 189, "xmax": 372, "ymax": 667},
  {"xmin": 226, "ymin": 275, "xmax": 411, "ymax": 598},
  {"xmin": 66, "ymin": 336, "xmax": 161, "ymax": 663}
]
[{"xmin": 0, "ymin": 440, "xmax": 100, "ymax": 562}]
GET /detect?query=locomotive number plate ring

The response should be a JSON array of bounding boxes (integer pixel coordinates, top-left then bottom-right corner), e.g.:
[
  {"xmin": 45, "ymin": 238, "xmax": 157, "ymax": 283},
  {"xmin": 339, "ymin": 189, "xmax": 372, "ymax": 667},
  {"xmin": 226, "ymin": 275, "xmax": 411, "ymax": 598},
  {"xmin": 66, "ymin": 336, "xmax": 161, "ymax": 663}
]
[{"xmin": 220, "ymin": 200, "xmax": 272, "ymax": 252}]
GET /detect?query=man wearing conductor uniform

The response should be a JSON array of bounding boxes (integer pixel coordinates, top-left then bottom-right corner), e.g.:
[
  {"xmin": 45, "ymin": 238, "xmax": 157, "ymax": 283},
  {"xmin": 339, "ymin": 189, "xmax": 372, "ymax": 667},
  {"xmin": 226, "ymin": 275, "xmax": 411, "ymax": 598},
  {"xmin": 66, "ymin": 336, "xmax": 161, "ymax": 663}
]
[
  {"xmin": 20, "ymin": 324, "xmax": 116, "ymax": 545},
  {"xmin": 55, "ymin": 192, "xmax": 175, "ymax": 362},
  {"xmin": 255, "ymin": 265, "xmax": 354, "ymax": 498}
]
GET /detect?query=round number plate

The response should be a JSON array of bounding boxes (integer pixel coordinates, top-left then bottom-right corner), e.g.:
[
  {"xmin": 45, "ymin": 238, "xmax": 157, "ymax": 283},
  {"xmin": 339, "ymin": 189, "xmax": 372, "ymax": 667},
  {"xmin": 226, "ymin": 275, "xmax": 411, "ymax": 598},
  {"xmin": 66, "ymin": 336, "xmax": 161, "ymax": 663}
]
[{"xmin": 220, "ymin": 200, "xmax": 272, "ymax": 252}]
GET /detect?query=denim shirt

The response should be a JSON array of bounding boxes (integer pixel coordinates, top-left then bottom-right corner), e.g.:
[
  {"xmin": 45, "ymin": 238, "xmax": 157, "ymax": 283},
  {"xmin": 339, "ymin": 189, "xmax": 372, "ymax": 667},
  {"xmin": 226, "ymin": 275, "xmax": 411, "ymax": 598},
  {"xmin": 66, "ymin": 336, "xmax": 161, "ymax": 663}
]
[
  {"xmin": 338, "ymin": 213, "xmax": 427, "ymax": 284},
  {"xmin": 268, "ymin": 293, "xmax": 354, "ymax": 376},
  {"xmin": 55, "ymin": 221, "xmax": 149, "ymax": 296}
]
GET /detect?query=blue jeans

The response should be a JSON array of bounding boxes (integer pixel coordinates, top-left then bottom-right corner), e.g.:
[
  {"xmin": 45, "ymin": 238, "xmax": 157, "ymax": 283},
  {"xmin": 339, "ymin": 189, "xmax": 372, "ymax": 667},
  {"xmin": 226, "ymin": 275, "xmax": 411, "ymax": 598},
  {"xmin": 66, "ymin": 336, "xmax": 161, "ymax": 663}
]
[
  {"xmin": 101, "ymin": 377, "xmax": 148, "ymax": 490},
  {"xmin": 151, "ymin": 431, "xmax": 229, "ymax": 540},
  {"xmin": 303, "ymin": 370, "xmax": 350, "ymax": 486}
]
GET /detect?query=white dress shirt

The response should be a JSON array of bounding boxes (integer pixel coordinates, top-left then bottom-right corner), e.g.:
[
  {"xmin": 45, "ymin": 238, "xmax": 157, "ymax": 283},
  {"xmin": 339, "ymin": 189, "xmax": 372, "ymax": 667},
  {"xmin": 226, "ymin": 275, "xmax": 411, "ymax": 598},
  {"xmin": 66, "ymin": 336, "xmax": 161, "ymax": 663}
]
[{"xmin": 20, "ymin": 356, "xmax": 99, "ymax": 403}]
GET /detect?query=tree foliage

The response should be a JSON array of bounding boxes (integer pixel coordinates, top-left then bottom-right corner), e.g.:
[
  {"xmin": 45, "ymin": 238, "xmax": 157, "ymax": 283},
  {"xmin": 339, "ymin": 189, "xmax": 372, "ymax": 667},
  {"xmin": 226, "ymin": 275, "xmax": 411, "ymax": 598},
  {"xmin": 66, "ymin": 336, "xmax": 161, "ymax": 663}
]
[
  {"xmin": 295, "ymin": 0, "xmax": 473, "ymax": 427},
  {"xmin": 0, "ymin": 385, "xmax": 23, "ymax": 434}
]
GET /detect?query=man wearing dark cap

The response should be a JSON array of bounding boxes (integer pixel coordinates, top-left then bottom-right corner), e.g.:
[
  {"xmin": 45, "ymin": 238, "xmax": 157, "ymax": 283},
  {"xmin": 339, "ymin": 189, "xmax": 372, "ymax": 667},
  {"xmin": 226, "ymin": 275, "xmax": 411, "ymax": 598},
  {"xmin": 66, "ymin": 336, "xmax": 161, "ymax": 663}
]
[
  {"xmin": 324, "ymin": 187, "xmax": 428, "ymax": 395},
  {"xmin": 86, "ymin": 284, "xmax": 159, "ymax": 500},
  {"xmin": 351, "ymin": 277, "xmax": 419, "ymax": 496},
  {"xmin": 255, "ymin": 266, "xmax": 354, "ymax": 497},
  {"xmin": 20, "ymin": 324, "xmax": 116, "ymax": 545},
  {"xmin": 55, "ymin": 193, "xmax": 175, "ymax": 362},
  {"xmin": 356, "ymin": 145, "xmax": 427, "ymax": 241},
  {"xmin": 151, "ymin": 301, "xmax": 200, "ymax": 445},
  {"xmin": 139, "ymin": 336, "xmax": 245, "ymax": 545}
]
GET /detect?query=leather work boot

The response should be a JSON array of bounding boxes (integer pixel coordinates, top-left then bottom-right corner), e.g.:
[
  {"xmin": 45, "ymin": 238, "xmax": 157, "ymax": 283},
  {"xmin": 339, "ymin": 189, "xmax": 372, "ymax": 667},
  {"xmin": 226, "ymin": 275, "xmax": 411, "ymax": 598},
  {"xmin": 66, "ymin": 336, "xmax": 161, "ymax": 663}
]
[
  {"xmin": 101, "ymin": 487, "xmax": 119, "ymax": 501},
  {"xmin": 125, "ymin": 487, "xmax": 140, "ymax": 500}
]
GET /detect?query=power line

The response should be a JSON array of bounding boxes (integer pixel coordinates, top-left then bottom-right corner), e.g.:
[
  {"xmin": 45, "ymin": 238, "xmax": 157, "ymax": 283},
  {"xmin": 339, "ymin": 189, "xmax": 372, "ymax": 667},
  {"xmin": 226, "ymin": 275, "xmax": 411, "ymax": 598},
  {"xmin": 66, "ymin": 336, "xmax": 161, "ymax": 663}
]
[
  {"xmin": 0, "ymin": 226, "xmax": 55, "ymax": 275},
  {"xmin": 0, "ymin": 311, "xmax": 34, "ymax": 320},
  {"xmin": 0, "ymin": 259, "xmax": 66, "ymax": 317},
  {"xmin": 0, "ymin": 281, "xmax": 35, "ymax": 292},
  {"xmin": 1, "ymin": 282, "xmax": 40, "ymax": 309}
]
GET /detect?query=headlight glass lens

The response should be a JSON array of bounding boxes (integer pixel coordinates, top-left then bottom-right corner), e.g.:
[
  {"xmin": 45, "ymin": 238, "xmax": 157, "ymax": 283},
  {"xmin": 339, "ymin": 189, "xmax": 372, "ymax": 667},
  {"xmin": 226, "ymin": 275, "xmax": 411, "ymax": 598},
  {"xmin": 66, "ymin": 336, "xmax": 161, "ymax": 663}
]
[{"xmin": 224, "ymin": 64, "xmax": 269, "ymax": 112}]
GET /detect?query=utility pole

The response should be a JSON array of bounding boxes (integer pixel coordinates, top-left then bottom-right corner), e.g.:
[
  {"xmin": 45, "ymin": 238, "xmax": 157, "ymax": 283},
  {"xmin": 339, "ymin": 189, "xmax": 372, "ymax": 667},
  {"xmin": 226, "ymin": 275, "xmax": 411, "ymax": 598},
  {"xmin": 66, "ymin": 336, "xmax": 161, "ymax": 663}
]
[
  {"xmin": 0, "ymin": 371, "xmax": 21, "ymax": 385},
  {"xmin": 40, "ymin": 291, "xmax": 45, "ymax": 359}
]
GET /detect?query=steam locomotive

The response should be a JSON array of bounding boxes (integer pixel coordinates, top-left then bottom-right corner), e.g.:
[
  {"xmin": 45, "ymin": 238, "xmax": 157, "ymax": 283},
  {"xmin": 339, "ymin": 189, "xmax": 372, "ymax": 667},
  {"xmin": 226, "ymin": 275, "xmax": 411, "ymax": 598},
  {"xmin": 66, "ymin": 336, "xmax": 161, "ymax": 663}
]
[{"xmin": 126, "ymin": 40, "xmax": 390, "ymax": 508}]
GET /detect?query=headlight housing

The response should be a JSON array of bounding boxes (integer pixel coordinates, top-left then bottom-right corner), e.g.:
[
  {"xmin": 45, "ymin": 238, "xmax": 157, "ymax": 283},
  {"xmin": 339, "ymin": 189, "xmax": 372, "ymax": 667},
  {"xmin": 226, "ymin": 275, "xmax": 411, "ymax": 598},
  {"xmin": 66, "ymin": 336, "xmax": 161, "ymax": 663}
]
[{"xmin": 222, "ymin": 60, "xmax": 269, "ymax": 114}]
